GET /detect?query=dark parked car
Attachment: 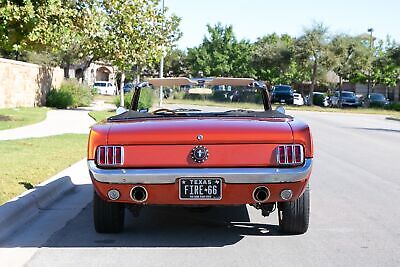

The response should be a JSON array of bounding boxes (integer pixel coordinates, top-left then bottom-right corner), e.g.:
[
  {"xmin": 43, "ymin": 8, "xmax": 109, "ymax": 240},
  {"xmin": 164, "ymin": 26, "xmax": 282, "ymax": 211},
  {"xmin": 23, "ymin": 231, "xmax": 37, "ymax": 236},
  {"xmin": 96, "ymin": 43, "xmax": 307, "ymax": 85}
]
[
  {"xmin": 312, "ymin": 92, "xmax": 329, "ymax": 107},
  {"xmin": 271, "ymin": 85, "xmax": 294, "ymax": 105},
  {"xmin": 367, "ymin": 93, "xmax": 389, "ymax": 107},
  {"xmin": 123, "ymin": 83, "xmax": 135, "ymax": 93},
  {"xmin": 330, "ymin": 91, "xmax": 361, "ymax": 107}
]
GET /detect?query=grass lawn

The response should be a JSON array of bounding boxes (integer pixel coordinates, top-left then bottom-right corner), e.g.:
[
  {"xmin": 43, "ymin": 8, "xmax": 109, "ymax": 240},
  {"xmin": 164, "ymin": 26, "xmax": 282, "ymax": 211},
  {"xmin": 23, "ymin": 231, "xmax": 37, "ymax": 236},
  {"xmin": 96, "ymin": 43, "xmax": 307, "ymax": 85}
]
[
  {"xmin": 0, "ymin": 134, "xmax": 88, "ymax": 205},
  {"xmin": 88, "ymin": 110, "xmax": 115, "ymax": 122},
  {"xmin": 94, "ymin": 94, "xmax": 116, "ymax": 104},
  {"xmin": 0, "ymin": 107, "xmax": 48, "ymax": 130},
  {"xmin": 165, "ymin": 98, "xmax": 400, "ymax": 117}
]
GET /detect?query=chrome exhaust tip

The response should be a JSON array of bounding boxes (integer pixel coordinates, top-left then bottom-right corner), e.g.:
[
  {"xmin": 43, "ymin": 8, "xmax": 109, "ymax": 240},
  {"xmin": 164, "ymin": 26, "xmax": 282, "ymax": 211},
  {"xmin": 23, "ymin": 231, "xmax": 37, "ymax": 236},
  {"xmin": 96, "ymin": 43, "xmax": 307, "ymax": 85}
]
[
  {"xmin": 253, "ymin": 186, "xmax": 270, "ymax": 203},
  {"xmin": 130, "ymin": 186, "xmax": 148, "ymax": 203}
]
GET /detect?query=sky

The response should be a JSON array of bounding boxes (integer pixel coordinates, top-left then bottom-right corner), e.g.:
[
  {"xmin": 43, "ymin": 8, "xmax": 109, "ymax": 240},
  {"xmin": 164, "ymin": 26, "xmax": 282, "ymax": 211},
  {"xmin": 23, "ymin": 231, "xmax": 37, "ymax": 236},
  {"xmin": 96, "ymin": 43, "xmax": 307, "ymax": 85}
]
[{"xmin": 164, "ymin": 0, "xmax": 400, "ymax": 49}]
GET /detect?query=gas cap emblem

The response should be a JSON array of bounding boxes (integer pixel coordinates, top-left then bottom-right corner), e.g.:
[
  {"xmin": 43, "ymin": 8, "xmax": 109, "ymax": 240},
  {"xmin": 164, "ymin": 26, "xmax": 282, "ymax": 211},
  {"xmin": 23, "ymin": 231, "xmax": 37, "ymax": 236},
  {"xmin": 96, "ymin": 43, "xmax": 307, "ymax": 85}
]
[{"xmin": 191, "ymin": 145, "xmax": 209, "ymax": 163}]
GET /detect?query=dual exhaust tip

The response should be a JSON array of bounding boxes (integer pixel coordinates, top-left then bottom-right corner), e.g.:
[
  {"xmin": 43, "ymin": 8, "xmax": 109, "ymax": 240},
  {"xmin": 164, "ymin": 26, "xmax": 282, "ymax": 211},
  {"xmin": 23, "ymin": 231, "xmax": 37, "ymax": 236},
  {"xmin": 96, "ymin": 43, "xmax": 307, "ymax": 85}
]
[
  {"xmin": 108, "ymin": 185, "xmax": 292, "ymax": 203},
  {"xmin": 252, "ymin": 187, "xmax": 293, "ymax": 202}
]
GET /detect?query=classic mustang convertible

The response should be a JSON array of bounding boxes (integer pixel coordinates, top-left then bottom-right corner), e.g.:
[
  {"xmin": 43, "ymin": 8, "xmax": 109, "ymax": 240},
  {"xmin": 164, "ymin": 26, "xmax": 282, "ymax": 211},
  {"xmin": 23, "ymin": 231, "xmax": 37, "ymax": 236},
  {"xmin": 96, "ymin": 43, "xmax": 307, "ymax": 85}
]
[{"xmin": 88, "ymin": 77, "xmax": 313, "ymax": 234}]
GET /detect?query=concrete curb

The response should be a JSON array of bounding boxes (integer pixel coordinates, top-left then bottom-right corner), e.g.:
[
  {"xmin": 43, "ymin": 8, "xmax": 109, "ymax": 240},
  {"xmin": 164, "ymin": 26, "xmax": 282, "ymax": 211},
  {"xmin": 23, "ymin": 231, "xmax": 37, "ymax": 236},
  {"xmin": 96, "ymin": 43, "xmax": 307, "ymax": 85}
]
[
  {"xmin": 386, "ymin": 117, "xmax": 400, "ymax": 122},
  {"xmin": 0, "ymin": 159, "xmax": 88, "ymax": 242}
]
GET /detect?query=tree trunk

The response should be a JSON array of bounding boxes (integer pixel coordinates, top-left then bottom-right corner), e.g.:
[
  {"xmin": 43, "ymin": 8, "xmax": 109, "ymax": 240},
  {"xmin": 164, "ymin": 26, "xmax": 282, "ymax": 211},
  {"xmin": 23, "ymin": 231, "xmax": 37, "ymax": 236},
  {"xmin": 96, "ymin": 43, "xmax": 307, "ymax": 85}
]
[
  {"xmin": 309, "ymin": 61, "xmax": 317, "ymax": 106},
  {"xmin": 81, "ymin": 57, "xmax": 96, "ymax": 85},
  {"xmin": 63, "ymin": 62, "xmax": 70, "ymax": 79},
  {"xmin": 119, "ymin": 72, "xmax": 125, "ymax": 108},
  {"xmin": 136, "ymin": 65, "xmax": 141, "ymax": 84}
]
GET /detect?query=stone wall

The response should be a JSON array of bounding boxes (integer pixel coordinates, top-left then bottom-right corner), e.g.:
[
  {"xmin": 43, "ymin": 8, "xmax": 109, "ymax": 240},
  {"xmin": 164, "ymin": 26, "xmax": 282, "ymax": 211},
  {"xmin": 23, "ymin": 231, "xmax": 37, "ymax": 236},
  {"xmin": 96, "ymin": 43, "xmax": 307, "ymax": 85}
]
[{"xmin": 0, "ymin": 58, "xmax": 64, "ymax": 108}]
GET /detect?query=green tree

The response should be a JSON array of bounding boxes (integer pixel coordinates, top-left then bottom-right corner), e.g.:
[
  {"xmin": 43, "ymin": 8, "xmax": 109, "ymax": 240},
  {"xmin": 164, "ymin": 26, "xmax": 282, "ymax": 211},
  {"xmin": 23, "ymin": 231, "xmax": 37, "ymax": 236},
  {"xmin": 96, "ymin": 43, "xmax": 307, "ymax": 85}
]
[
  {"xmin": 351, "ymin": 38, "xmax": 400, "ymax": 93},
  {"xmin": 1, "ymin": 0, "xmax": 181, "ymax": 84},
  {"xmin": 0, "ymin": 0, "xmax": 77, "ymax": 60},
  {"xmin": 295, "ymin": 23, "xmax": 332, "ymax": 105},
  {"xmin": 252, "ymin": 33, "xmax": 300, "ymax": 85},
  {"xmin": 187, "ymin": 23, "xmax": 255, "ymax": 77},
  {"xmin": 372, "ymin": 40, "xmax": 400, "ymax": 88},
  {"xmin": 330, "ymin": 35, "xmax": 370, "ymax": 104},
  {"xmin": 163, "ymin": 48, "xmax": 189, "ymax": 77}
]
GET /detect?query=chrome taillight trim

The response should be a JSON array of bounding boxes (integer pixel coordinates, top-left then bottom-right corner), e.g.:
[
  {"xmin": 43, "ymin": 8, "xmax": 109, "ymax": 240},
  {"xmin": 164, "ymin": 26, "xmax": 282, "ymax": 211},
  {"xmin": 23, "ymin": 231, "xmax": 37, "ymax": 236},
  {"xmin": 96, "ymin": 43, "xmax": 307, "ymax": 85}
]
[
  {"xmin": 276, "ymin": 144, "xmax": 304, "ymax": 165},
  {"xmin": 96, "ymin": 146, "xmax": 124, "ymax": 166}
]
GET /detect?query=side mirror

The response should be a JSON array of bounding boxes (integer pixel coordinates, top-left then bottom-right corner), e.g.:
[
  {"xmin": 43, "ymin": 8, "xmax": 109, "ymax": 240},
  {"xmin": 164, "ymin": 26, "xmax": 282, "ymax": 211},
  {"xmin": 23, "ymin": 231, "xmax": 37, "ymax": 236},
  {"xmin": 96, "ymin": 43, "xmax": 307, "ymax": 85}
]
[
  {"xmin": 116, "ymin": 106, "xmax": 127, "ymax": 115},
  {"xmin": 275, "ymin": 106, "xmax": 285, "ymax": 114}
]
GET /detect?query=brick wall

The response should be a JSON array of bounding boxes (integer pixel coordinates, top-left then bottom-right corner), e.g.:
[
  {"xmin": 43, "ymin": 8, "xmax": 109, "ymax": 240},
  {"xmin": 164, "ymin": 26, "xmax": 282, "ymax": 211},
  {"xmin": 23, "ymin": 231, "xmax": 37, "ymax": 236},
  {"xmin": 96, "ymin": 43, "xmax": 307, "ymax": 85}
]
[{"xmin": 0, "ymin": 58, "xmax": 64, "ymax": 108}]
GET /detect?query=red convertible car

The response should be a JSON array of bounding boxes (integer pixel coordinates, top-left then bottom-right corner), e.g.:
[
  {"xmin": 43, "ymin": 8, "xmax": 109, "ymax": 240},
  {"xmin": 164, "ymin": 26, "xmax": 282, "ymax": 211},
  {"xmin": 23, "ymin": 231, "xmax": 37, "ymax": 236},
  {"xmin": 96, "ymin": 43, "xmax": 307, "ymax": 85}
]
[{"xmin": 88, "ymin": 77, "xmax": 313, "ymax": 234}]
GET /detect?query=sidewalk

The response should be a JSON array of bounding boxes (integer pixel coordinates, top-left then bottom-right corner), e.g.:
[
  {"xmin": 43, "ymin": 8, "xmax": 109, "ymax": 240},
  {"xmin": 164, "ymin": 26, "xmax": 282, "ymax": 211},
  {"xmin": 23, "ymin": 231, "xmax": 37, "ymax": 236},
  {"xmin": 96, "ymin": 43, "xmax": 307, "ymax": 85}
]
[
  {"xmin": 0, "ymin": 159, "xmax": 91, "ymax": 243},
  {"xmin": 0, "ymin": 109, "xmax": 95, "ymax": 141}
]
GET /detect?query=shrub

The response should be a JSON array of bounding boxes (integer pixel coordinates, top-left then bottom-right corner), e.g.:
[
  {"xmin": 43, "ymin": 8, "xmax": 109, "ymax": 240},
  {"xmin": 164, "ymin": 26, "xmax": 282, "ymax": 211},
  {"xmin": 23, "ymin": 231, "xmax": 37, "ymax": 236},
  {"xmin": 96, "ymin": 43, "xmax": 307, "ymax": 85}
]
[
  {"xmin": 46, "ymin": 89, "xmax": 73, "ymax": 109},
  {"xmin": 385, "ymin": 103, "xmax": 400, "ymax": 111},
  {"xmin": 46, "ymin": 80, "xmax": 94, "ymax": 108},
  {"xmin": 173, "ymin": 91, "xmax": 185, "ymax": 100},
  {"xmin": 114, "ymin": 88, "xmax": 154, "ymax": 110}
]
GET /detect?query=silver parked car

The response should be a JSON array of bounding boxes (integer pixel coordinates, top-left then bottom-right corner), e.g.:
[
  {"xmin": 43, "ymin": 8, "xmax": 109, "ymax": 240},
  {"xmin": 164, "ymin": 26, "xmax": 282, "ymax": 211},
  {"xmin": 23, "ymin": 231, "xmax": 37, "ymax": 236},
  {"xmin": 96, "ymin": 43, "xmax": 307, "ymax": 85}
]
[{"xmin": 330, "ymin": 91, "xmax": 361, "ymax": 107}]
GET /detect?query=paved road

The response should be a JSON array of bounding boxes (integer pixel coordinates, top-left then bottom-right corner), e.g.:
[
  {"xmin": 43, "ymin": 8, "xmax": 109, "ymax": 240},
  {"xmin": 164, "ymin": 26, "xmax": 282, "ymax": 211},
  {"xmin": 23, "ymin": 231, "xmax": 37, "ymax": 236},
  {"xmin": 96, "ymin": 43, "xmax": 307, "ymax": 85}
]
[{"xmin": 1, "ymin": 109, "xmax": 400, "ymax": 266}]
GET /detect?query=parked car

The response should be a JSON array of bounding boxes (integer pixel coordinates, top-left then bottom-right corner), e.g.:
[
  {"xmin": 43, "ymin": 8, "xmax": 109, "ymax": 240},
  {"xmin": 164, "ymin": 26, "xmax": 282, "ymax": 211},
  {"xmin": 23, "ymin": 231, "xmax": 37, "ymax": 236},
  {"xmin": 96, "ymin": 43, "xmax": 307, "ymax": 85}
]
[
  {"xmin": 123, "ymin": 83, "xmax": 135, "ymax": 93},
  {"xmin": 303, "ymin": 92, "xmax": 329, "ymax": 107},
  {"xmin": 271, "ymin": 85, "xmax": 294, "ymax": 105},
  {"xmin": 367, "ymin": 93, "xmax": 390, "ymax": 107},
  {"xmin": 330, "ymin": 91, "xmax": 361, "ymax": 107},
  {"xmin": 293, "ymin": 93, "xmax": 304, "ymax": 106},
  {"xmin": 312, "ymin": 92, "xmax": 329, "ymax": 107},
  {"xmin": 88, "ymin": 77, "xmax": 314, "ymax": 235},
  {"xmin": 94, "ymin": 81, "xmax": 117, "ymax": 95}
]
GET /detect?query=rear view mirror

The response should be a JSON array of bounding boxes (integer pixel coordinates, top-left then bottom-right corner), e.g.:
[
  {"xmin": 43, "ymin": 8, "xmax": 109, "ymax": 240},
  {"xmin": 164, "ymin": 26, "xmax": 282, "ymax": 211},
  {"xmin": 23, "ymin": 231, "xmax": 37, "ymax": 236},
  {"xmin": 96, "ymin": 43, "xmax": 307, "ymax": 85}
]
[
  {"xmin": 275, "ymin": 106, "xmax": 285, "ymax": 114},
  {"xmin": 116, "ymin": 107, "xmax": 127, "ymax": 115}
]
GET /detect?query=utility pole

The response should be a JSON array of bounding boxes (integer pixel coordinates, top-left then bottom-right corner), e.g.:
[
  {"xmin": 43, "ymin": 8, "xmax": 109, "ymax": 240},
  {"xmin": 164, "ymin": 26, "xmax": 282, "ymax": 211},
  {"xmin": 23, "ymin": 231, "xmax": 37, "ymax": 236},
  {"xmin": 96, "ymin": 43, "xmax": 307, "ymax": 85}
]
[
  {"xmin": 367, "ymin": 28, "xmax": 374, "ymax": 97},
  {"xmin": 158, "ymin": 0, "xmax": 165, "ymax": 107}
]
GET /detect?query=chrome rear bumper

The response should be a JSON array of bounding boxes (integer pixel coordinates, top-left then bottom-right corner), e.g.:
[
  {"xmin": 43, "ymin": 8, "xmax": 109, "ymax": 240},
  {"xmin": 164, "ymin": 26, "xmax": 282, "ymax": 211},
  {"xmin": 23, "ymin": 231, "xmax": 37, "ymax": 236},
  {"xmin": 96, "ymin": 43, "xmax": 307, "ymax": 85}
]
[{"xmin": 88, "ymin": 159, "xmax": 312, "ymax": 184}]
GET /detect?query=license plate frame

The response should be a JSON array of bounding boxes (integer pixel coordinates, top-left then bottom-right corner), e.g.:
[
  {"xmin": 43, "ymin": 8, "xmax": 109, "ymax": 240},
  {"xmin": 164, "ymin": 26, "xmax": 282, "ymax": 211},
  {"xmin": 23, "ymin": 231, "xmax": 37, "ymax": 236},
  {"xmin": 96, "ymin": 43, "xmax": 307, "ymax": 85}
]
[{"xmin": 179, "ymin": 178, "xmax": 222, "ymax": 200}]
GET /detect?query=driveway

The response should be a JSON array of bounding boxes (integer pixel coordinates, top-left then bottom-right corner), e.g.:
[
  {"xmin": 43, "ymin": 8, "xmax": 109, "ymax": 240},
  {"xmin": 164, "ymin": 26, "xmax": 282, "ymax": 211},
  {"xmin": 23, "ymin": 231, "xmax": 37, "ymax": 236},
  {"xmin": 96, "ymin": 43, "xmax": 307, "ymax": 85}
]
[{"xmin": 1, "ymin": 108, "xmax": 399, "ymax": 266}]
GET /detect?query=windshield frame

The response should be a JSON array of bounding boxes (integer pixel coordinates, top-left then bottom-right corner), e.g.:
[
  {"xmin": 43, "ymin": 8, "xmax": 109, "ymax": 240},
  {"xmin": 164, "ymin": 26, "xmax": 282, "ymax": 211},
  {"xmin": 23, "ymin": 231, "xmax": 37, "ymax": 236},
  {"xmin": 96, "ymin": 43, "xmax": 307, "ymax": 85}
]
[{"xmin": 129, "ymin": 78, "xmax": 272, "ymax": 112}]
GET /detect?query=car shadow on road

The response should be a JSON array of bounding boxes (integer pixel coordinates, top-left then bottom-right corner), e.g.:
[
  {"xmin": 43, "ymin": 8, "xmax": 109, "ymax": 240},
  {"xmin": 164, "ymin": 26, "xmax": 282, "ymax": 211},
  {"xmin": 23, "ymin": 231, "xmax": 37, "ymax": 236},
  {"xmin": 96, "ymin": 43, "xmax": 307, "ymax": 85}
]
[
  {"xmin": 349, "ymin": 127, "xmax": 400, "ymax": 133},
  {"xmin": 43, "ymin": 202, "xmax": 281, "ymax": 248}
]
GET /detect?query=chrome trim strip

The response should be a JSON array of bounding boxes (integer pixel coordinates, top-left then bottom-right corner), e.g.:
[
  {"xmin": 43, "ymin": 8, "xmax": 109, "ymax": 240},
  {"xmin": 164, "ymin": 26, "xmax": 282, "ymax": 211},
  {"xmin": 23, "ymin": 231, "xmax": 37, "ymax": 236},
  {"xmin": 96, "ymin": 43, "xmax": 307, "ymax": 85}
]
[{"xmin": 88, "ymin": 159, "xmax": 313, "ymax": 184}]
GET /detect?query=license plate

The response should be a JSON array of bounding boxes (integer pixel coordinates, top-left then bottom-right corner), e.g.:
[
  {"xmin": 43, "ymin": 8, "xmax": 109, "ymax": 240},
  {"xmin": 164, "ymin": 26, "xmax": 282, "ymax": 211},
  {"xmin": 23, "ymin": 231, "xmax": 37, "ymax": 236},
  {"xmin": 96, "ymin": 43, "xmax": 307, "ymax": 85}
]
[
  {"xmin": 280, "ymin": 99, "xmax": 286, "ymax": 103},
  {"xmin": 179, "ymin": 178, "xmax": 222, "ymax": 200}
]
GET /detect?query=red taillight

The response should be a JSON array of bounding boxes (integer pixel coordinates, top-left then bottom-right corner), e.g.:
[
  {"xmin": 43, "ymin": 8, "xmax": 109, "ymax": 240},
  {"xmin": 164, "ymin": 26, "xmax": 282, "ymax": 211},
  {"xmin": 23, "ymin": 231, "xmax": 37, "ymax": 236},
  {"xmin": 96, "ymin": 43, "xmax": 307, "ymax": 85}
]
[
  {"xmin": 278, "ymin": 146, "xmax": 285, "ymax": 163},
  {"xmin": 115, "ymin": 147, "xmax": 122, "ymax": 164},
  {"xmin": 98, "ymin": 147, "xmax": 106, "ymax": 165},
  {"xmin": 96, "ymin": 146, "xmax": 124, "ymax": 166},
  {"xmin": 106, "ymin": 147, "xmax": 113, "ymax": 165},
  {"xmin": 286, "ymin": 146, "xmax": 293, "ymax": 163},
  {"xmin": 294, "ymin": 145, "xmax": 302, "ymax": 163},
  {"xmin": 277, "ymin": 145, "xmax": 304, "ymax": 165}
]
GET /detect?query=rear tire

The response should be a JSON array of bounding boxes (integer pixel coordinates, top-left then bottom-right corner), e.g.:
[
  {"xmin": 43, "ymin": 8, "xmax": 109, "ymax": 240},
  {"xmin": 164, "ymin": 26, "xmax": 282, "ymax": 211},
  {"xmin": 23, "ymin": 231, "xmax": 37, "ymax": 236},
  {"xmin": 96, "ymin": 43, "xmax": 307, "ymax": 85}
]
[
  {"xmin": 93, "ymin": 191, "xmax": 125, "ymax": 233},
  {"xmin": 278, "ymin": 185, "xmax": 310, "ymax": 234}
]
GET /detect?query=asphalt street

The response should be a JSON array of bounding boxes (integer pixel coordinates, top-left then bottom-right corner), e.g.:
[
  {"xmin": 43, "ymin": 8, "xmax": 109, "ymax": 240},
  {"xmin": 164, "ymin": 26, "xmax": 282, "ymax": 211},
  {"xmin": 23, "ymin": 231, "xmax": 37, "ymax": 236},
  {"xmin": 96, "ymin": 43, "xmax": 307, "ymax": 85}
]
[{"xmin": 1, "ymin": 108, "xmax": 400, "ymax": 267}]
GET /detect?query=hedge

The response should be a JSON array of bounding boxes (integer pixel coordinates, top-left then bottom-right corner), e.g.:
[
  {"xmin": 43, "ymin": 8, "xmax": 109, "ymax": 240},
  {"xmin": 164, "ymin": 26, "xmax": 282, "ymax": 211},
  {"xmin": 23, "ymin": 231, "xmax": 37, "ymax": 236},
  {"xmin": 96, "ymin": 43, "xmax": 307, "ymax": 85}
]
[{"xmin": 46, "ymin": 80, "xmax": 94, "ymax": 108}]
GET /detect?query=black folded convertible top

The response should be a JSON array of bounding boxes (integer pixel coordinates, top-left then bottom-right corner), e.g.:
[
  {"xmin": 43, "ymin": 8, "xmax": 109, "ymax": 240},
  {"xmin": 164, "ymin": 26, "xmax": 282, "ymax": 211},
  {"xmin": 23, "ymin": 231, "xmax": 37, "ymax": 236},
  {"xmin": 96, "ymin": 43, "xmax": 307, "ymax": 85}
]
[{"xmin": 107, "ymin": 110, "xmax": 292, "ymax": 122}]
